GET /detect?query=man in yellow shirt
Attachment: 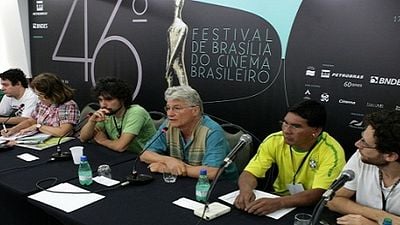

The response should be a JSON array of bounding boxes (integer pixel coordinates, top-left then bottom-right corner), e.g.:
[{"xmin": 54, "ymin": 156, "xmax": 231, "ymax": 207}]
[{"xmin": 235, "ymin": 100, "xmax": 346, "ymax": 215}]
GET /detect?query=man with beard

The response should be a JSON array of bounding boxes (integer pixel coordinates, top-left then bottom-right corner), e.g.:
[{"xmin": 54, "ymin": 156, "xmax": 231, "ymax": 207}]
[
  {"xmin": 327, "ymin": 110, "xmax": 400, "ymax": 225},
  {"xmin": 234, "ymin": 99, "xmax": 345, "ymax": 215},
  {"xmin": 80, "ymin": 77, "xmax": 156, "ymax": 154}
]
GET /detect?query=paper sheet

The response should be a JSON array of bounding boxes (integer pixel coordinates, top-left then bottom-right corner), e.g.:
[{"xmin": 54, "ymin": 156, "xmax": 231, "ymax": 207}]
[
  {"xmin": 218, "ymin": 190, "xmax": 296, "ymax": 219},
  {"xmin": 17, "ymin": 153, "xmax": 39, "ymax": 161},
  {"xmin": 173, "ymin": 197, "xmax": 205, "ymax": 210},
  {"xmin": 28, "ymin": 183, "xmax": 105, "ymax": 213},
  {"xmin": 93, "ymin": 176, "xmax": 120, "ymax": 187}
]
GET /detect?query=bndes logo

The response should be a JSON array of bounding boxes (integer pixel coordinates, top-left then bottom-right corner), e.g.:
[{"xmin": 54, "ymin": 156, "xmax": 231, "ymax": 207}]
[
  {"xmin": 32, "ymin": 23, "xmax": 48, "ymax": 29},
  {"xmin": 370, "ymin": 75, "xmax": 400, "ymax": 86}
]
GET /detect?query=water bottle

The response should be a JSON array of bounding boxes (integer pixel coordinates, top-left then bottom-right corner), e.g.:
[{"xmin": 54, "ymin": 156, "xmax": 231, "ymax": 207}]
[
  {"xmin": 195, "ymin": 169, "xmax": 210, "ymax": 202},
  {"xmin": 382, "ymin": 218, "xmax": 392, "ymax": 225},
  {"xmin": 78, "ymin": 155, "xmax": 93, "ymax": 185}
]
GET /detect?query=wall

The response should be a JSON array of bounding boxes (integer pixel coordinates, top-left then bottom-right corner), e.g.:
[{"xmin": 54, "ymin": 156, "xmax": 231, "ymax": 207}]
[
  {"xmin": 0, "ymin": 0, "xmax": 31, "ymax": 77},
  {"xmin": 27, "ymin": 0, "xmax": 400, "ymax": 156}
]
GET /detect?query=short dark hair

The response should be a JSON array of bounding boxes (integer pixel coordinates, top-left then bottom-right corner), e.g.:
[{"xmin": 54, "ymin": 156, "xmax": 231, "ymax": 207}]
[
  {"xmin": 92, "ymin": 77, "xmax": 133, "ymax": 107},
  {"xmin": 0, "ymin": 68, "xmax": 28, "ymax": 88},
  {"xmin": 288, "ymin": 99, "xmax": 327, "ymax": 129},
  {"xmin": 364, "ymin": 110, "xmax": 400, "ymax": 157}
]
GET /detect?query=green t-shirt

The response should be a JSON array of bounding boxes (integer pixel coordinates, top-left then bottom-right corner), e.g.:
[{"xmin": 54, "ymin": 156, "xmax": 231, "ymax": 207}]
[{"xmin": 96, "ymin": 104, "xmax": 156, "ymax": 154}]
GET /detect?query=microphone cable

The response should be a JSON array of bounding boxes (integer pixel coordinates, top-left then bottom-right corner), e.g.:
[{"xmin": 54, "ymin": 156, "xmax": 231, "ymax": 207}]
[{"xmin": 34, "ymin": 176, "xmax": 123, "ymax": 195}]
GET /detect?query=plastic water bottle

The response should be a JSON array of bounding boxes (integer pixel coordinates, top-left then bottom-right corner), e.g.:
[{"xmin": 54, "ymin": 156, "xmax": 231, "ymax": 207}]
[
  {"xmin": 195, "ymin": 169, "xmax": 210, "ymax": 202},
  {"xmin": 78, "ymin": 155, "xmax": 93, "ymax": 185},
  {"xmin": 382, "ymin": 218, "xmax": 392, "ymax": 225}
]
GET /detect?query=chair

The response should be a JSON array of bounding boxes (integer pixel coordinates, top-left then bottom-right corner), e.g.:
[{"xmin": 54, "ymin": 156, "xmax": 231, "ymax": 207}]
[
  {"xmin": 221, "ymin": 123, "xmax": 253, "ymax": 173},
  {"xmin": 75, "ymin": 102, "xmax": 99, "ymax": 131},
  {"xmin": 149, "ymin": 111, "xmax": 167, "ymax": 129}
]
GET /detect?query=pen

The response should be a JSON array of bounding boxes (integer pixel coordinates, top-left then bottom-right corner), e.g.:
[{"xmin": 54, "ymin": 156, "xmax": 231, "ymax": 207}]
[{"xmin": 2, "ymin": 123, "xmax": 7, "ymax": 133}]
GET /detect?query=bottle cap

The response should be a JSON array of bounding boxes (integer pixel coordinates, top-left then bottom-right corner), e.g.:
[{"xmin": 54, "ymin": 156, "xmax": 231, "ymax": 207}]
[
  {"xmin": 200, "ymin": 168, "xmax": 207, "ymax": 175},
  {"xmin": 80, "ymin": 155, "xmax": 88, "ymax": 161}
]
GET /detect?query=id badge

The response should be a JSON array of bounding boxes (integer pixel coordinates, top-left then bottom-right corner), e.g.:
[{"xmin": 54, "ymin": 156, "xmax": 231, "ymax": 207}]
[{"xmin": 287, "ymin": 183, "xmax": 304, "ymax": 195}]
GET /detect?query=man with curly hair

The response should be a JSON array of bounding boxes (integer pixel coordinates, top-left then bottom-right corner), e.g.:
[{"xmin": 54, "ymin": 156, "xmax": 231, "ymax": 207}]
[{"xmin": 328, "ymin": 110, "xmax": 400, "ymax": 225}]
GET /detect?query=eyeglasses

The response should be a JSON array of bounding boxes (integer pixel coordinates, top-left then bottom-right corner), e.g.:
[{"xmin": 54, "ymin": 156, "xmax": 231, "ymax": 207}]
[
  {"xmin": 164, "ymin": 105, "xmax": 197, "ymax": 113},
  {"xmin": 279, "ymin": 120, "xmax": 302, "ymax": 130},
  {"xmin": 356, "ymin": 132, "xmax": 376, "ymax": 149}
]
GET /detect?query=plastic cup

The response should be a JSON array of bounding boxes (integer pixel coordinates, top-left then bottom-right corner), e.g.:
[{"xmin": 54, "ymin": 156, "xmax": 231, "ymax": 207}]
[
  {"xmin": 97, "ymin": 164, "xmax": 112, "ymax": 178},
  {"xmin": 294, "ymin": 213, "xmax": 312, "ymax": 225},
  {"xmin": 69, "ymin": 146, "xmax": 84, "ymax": 165},
  {"xmin": 162, "ymin": 171, "xmax": 177, "ymax": 183}
]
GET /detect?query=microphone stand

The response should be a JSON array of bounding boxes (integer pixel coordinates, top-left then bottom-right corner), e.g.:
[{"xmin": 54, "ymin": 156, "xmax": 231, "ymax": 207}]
[
  {"xmin": 50, "ymin": 113, "xmax": 93, "ymax": 161},
  {"xmin": 2, "ymin": 104, "xmax": 25, "ymax": 132},
  {"xmin": 122, "ymin": 127, "xmax": 168, "ymax": 186},
  {"xmin": 194, "ymin": 157, "xmax": 234, "ymax": 221},
  {"xmin": 309, "ymin": 194, "xmax": 331, "ymax": 225}
]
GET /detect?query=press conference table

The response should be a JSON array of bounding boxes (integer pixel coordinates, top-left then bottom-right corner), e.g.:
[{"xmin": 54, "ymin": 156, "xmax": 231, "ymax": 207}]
[
  {"xmin": 0, "ymin": 140, "xmax": 340, "ymax": 225},
  {"xmin": 0, "ymin": 139, "xmax": 135, "ymax": 225}
]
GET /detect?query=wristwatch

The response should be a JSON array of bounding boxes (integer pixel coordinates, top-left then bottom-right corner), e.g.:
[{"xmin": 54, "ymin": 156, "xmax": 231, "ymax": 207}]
[{"xmin": 36, "ymin": 123, "xmax": 42, "ymax": 130}]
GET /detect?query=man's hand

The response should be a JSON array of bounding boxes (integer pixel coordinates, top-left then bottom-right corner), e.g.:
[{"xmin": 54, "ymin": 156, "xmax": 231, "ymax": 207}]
[
  {"xmin": 244, "ymin": 197, "xmax": 284, "ymax": 216},
  {"xmin": 234, "ymin": 190, "xmax": 256, "ymax": 210},
  {"xmin": 90, "ymin": 108, "xmax": 110, "ymax": 123},
  {"xmin": 163, "ymin": 157, "xmax": 187, "ymax": 176},
  {"xmin": 147, "ymin": 162, "xmax": 167, "ymax": 173},
  {"xmin": 337, "ymin": 214, "xmax": 377, "ymax": 225}
]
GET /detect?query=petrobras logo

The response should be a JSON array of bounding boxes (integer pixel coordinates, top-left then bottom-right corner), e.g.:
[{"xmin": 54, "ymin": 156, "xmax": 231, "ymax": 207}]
[
  {"xmin": 370, "ymin": 75, "xmax": 400, "ymax": 86},
  {"xmin": 32, "ymin": 23, "xmax": 48, "ymax": 29},
  {"xmin": 338, "ymin": 99, "xmax": 356, "ymax": 105},
  {"xmin": 366, "ymin": 102, "xmax": 384, "ymax": 109},
  {"xmin": 348, "ymin": 119, "xmax": 364, "ymax": 130},
  {"xmin": 321, "ymin": 69, "xmax": 330, "ymax": 79},
  {"xmin": 343, "ymin": 81, "xmax": 362, "ymax": 88},
  {"xmin": 331, "ymin": 73, "xmax": 364, "ymax": 80}
]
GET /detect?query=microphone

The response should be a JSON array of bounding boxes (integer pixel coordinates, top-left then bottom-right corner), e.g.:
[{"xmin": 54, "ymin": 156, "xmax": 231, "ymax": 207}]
[
  {"xmin": 322, "ymin": 169, "xmax": 355, "ymax": 199},
  {"xmin": 50, "ymin": 112, "xmax": 94, "ymax": 161},
  {"xmin": 223, "ymin": 134, "xmax": 252, "ymax": 167},
  {"xmin": 122, "ymin": 126, "xmax": 168, "ymax": 186},
  {"xmin": 2, "ymin": 104, "xmax": 25, "ymax": 132}
]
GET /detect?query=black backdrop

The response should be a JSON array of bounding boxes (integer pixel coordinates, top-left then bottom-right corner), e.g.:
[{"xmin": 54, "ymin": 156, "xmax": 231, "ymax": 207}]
[{"xmin": 29, "ymin": 0, "xmax": 400, "ymax": 157}]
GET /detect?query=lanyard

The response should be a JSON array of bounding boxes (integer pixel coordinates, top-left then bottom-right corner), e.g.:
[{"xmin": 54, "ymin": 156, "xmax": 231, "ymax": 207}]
[
  {"xmin": 289, "ymin": 142, "xmax": 317, "ymax": 184},
  {"xmin": 112, "ymin": 111, "xmax": 126, "ymax": 138},
  {"xmin": 379, "ymin": 170, "xmax": 400, "ymax": 211}
]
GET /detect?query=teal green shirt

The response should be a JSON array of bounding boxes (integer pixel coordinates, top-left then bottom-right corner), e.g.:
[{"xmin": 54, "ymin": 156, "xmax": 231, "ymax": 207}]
[{"xmin": 97, "ymin": 104, "xmax": 156, "ymax": 154}]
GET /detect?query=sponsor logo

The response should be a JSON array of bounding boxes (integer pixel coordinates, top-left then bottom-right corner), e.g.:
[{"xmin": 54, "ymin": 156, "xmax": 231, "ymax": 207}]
[
  {"xmin": 350, "ymin": 112, "xmax": 364, "ymax": 117},
  {"xmin": 343, "ymin": 81, "xmax": 362, "ymax": 88},
  {"xmin": 305, "ymin": 84, "xmax": 320, "ymax": 88},
  {"xmin": 32, "ymin": 23, "xmax": 48, "ymax": 29},
  {"xmin": 36, "ymin": 0, "xmax": 43, "ymax": 11},
  {"xmin": 305, "ymin": 66, "xmax": 316, "ymax": 77},
  {"xmin": 304, "ymin": 89, "xmax": 311, "ymax": 95},
  {"xmin": 348, "ymin": 119, "xmax": 364, "ymax": 130},
  {"xmin": 366, "ymin": 102, "xmax": 384, "ymax": 109},
  {"xmin": 331, "ymin": 73, "xmax": 364, "ymax": 80},
  {"xmin": 320, "ymin": 93, "xmax": 329, "ymax": 102},
  {"xmin": 321, "ymin": 69, "xmax": 330, "ymax": 79},
  {"xmin": 338, "ymin": 99, "xmax": 356, "ymax": 105},
  {"xmin": 32, "ymin": 12, "xmax": 48, "ymax": 16},
  {"xmin": 370, "ymin": 75, "xmax": 400, "ymax": 86},
  {"xmin": 396, "ymin": 106, "xmax": 400, "ymax": 111}
]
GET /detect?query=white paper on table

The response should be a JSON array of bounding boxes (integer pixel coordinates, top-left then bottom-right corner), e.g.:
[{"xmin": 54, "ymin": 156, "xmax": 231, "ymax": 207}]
[
  {"xmin": 28, "ymin": 183, "xmax": 105, "ymax": 213},
  {"xmin": 93, "ymin": 176, "xmax": 120, "ymax": 186},
  {"xmin": 218, "ymin": 190, "xmax": 296, "ymax": 219},
  {"xmin": 173, "ymin": 197, "xmax": 205, "ymax": 210},
  {"xmin": 17, "ymin": 153, "xmax": 39, "ymax": 161}
]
